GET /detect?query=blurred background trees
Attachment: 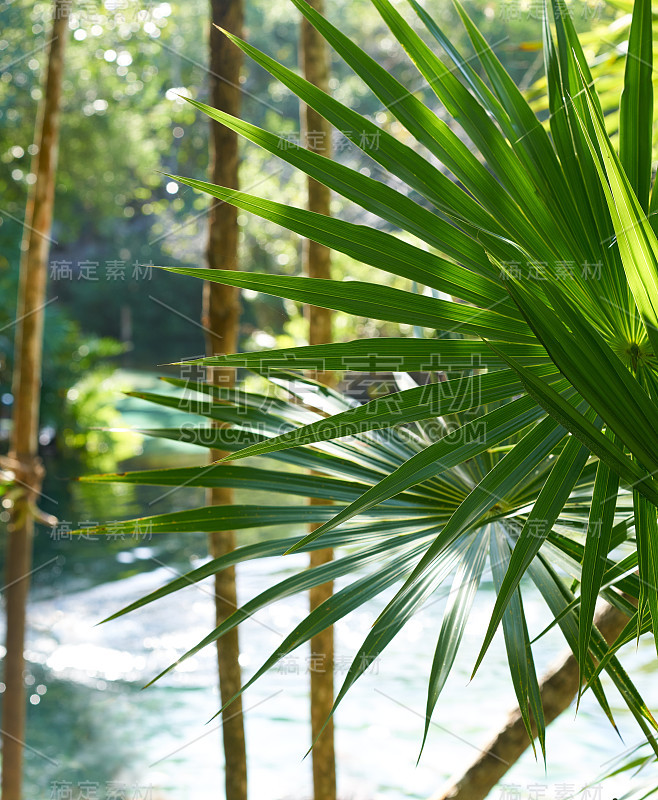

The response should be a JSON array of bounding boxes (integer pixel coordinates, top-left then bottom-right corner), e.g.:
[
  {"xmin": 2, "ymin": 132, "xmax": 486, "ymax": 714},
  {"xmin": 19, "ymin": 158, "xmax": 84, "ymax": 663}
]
[{"xmin": 0, "ymin": 0, "xmax": 576, "ymax": 463}]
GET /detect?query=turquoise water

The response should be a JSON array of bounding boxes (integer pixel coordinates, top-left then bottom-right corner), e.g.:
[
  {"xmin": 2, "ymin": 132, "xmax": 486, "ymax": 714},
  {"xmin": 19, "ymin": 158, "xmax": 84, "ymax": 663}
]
[{"xmin": 6, "ymin": 373, "xmax": 658, "ymax": 799}]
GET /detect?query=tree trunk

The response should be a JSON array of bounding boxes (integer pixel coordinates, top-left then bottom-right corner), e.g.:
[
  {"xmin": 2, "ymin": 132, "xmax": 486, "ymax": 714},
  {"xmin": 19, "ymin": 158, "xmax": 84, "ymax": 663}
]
[
  {"xmin": 2, "ymin": 3, "xmax": 68, "ymax": 799},
  {"xmin": 432, "ymin": 602, "xmax": 631, "ymax": 800},
  {"xmin": 300, "ymin": 4, "xmax": 337, "ymax": 800},
  {"xmin": 203, "ymin": 4, "xmax": 247, "ymax": 800}
]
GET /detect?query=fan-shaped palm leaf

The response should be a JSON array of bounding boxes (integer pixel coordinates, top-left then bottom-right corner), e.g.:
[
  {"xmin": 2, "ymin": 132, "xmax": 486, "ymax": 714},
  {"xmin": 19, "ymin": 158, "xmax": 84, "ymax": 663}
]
[{"xmin": 82, "ymin": 0, "xmax": 658, "ymax": 757}]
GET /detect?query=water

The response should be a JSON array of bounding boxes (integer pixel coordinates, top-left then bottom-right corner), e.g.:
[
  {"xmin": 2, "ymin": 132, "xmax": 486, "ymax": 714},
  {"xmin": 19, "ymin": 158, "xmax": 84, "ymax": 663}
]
[{"xmin": 4, "ymin": 372, "xmax": 658, "ymax": 799}]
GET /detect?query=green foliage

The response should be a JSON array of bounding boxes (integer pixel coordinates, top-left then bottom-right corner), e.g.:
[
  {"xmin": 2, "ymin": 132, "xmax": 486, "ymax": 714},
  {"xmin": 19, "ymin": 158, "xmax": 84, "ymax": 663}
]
[
  {"xmin": 0, "ymin": 0, "xmax": 554, "ymax": 370},
  {"xmin": 83, "ymin": 0, "xmax": 658, "ymax": 768},
  {"xmin": 83, "ymin": 371, "xmax": 634, "ymax": 758},
  {"xmin": 0, "ymin": 266, "xmax": 134, "ymax": 469}
]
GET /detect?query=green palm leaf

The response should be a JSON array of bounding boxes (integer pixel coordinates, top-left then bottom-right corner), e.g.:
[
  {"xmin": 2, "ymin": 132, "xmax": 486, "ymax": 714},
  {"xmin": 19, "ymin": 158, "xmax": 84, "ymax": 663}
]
[{"xmin": 81, "ymin": 0, "xmax": 658, "ymax": 758}]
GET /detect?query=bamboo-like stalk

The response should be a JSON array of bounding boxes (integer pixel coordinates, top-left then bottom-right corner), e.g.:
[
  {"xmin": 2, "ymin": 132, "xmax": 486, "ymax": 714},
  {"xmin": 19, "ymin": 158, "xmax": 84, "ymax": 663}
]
[
  {"xmin": 203, "ymin": 2, "xmax": 248, "ymax": 799},
  {"xmin": 300, "ymin": 2, "xmax": 337, "ymax": 798},
  {"xmin": 2, "ymin": 3, "xmax": 68, "ymax": 799}
]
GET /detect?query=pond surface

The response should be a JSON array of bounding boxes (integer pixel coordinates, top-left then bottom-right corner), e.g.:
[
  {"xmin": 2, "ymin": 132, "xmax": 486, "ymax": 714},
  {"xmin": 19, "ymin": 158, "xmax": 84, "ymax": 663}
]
[{"xmin": 3, "ymin": 373, "xmax": 657, "ymax": 799}]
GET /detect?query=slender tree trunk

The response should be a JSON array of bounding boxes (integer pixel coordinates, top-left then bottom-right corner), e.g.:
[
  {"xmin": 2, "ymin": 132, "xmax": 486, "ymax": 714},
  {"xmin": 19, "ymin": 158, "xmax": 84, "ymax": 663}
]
[
  {"xmin": 432, "ymin": 602, "xmax": 630, "ymax": 800},
  {"xmin": 203, "ymin": 4, "xmax": 247, "ymax": 800},
  {"xmin": 2, "ymin": 3, "xmax": 68, "ymax": 799},
  {"xmin": 300, "ymin": 4, "xmax": 337, "ymax": 799}
]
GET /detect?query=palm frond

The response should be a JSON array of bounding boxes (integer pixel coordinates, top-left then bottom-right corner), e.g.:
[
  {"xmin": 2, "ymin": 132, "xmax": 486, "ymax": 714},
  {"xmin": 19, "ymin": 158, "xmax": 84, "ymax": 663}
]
[{"xmin": 82, "ymin": 0, "xmax": 658, "ymax": 756}]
